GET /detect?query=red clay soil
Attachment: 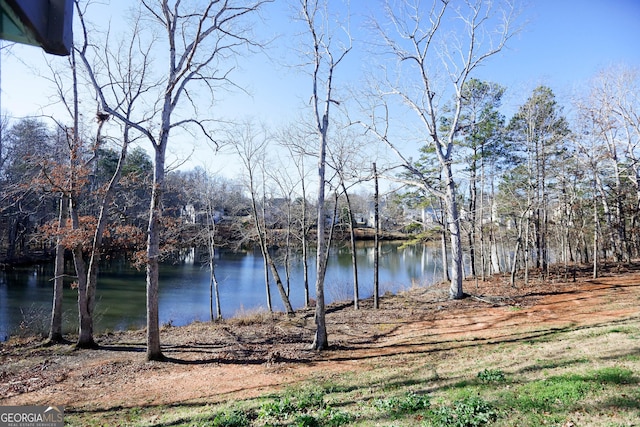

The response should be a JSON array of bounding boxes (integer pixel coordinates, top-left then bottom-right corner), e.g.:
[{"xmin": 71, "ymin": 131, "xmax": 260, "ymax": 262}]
[{"xmin": 1, "ymin": 264, "xmax": 639, "ymax": 411}]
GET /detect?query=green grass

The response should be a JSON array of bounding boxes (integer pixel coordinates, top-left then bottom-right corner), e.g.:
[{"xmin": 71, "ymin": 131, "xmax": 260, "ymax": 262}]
[
  {"xmin": 426, "ymin": 396, "xmax": 498, "ymax": 427},
  {"xmin": 373, "ymin": 391, "xmax": 431, "ymax": 417},
  {"xmin": 63, "ymin": 323, "xmax": 640, "ymax": 427},
  {"xmin": 63, "ymin": 363, "xmax": 640, "ymax": 427}
]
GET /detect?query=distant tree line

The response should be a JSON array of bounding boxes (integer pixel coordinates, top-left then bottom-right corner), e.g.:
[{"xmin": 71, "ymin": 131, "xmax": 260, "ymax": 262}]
[
  {"xmin": 0, "ymin": 123, "xmax": 409, "ymax": 267},
  {"xmin": 3, "ymin": 64, "xmax": 640, "ymax": 283}
]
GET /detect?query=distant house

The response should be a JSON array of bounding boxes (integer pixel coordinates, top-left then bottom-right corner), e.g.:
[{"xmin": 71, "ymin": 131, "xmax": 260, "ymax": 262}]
[
  {"xmin": 353, "ymin": 213, "xmax": 368, "ymax": 227},
  {"xmin": 181, "ymin": 204, "xmax": 223, "ymax": 225}
]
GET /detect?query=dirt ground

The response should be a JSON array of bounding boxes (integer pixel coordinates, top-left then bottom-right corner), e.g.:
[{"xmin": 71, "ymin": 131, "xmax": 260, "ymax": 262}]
[{"xmin": 1, "ymin": 264, "xmax": 639, "ymax": 413}]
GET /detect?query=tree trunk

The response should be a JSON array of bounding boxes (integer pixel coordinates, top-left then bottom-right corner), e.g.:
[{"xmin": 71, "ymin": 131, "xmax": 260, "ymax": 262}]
[
  {"xmin": 524, "ymin": 210, "xmax": 530, "ymax": 286},
  {"xmin": 265, "ymin": 251, "xmax": 294, "ymax": 314},
  {"xmin": 146, "ymin": 143, "xmax": 166, "ymax": 361},
  {"xmin": 80, "ymin": 122, "xmax": 128, "ymax": 349},
  {"xmin": 440, "ymin": 223, "xmax": 449, "ymax": 283},
  {"xmin": 259, "ymin": 173, "xmax": 273, "ymax": 312},
  {"xmin": 445, "ymin": 165, "xmax": 464, "ymax": 299},
  {"xmin": 209, "ymin": 254, "xmax": 222, "ymax": 320},
  {"xmin": 207, "ymin": 205, "xmax": 222, "ymax": 321},
  {"xmin": 301, "ymin": 185, "xmax": 310, "ymax": 308},
  {"xmin": 510, "ymin": 214, "xmax": 525, "ymax": 288},
  {"xmin": 66, "ymin": 192, "xmax": 95, "ymax": 349},
  {"xmin": 479, "ymin": 160, "xmax": 486, "ymax": 280},
  {"xmin": 373, "ymin": 162, "xmax": 380, "ymax": 309},
  {"xmin": 312, "ymin": 116, "xmax": 329, "ymax": 350},
  {"xmin": 248, "ymin": 171, "xmax": 292, "ymax": 314},
  {"xmin": 510, "ymin": 237, "xmax": 521, "ymax": 288},
  {"xmin": 341, "ymin": 183, "xmax": 359, "ymax": 309},
  {"xmin": 262, "ymin": 251, "xmax": 273, "ymax": 312},
  {"xmin": 593, "ymin": 183, "xmax": 599, "ymax": 279},
  {"xmin": 73, "ymin": 246, "xmax": 94, "ymax": 348},
  {"xmin": 284, "ymin": 202, "xmax": 292, "ymax": 296},
  {"xmin": 48, "ymin": 194, "xmax": 67, "ymax": 344},
  {"xmin": 468, "ymin": 149, "xmax": 477, "ymax": 278}
]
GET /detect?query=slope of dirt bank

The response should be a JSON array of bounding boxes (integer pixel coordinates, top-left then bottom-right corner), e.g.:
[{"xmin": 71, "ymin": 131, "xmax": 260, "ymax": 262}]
[{"xmin": 1, "ymin": 264, "xmax": 639, "ymax": 412}]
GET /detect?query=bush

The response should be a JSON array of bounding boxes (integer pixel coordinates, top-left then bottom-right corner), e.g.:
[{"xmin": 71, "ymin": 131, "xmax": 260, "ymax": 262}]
[{"xmin": 15, "ymin": 304, "xmax": 51, "ymax": 338}]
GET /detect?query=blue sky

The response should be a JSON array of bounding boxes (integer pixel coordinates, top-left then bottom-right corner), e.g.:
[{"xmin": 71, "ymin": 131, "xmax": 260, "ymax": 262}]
[
  {"xmin": 228, "ymin": 0, "xmax": 640, "ymax": 121},
  {"xmin": 474, "ymin": 0, "xmax": 640, "ymax": 105},
  {"xmin": 1, "ymin": 0, "xmax": 639, "ymax": 175}
]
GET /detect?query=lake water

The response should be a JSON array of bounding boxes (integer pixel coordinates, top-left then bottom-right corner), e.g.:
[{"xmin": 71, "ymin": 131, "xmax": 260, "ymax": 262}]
[{"xmin": 0, "ymin": 241, "xmax": 448, "ymax": 340}]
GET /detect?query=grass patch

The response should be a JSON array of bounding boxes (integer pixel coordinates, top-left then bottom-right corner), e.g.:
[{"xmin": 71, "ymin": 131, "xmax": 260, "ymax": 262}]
[
  {"xmin": 427, "ymin": 396, "xmax": 498, "ymax": 427},
  {"xmin": 208, "ymin": 409, "xmax": 253, "ymax": 427},
  {"xmin": 257, "ymin": 384, "xmax": 354, "ymax": 426},
  {"xmin": 509, "ymin": 373, "xmax": 595, "ymax": 412},
  {"xmin": 373, "ymin": 391, "xmax": 430, "ymax": 416},
  {"xmin": 606, "ymin": 326, "xmax": 637, "ymax": 335},
  {"xmin": 591, "ymin": 366, "xmax": 636, "ymax": 385}
]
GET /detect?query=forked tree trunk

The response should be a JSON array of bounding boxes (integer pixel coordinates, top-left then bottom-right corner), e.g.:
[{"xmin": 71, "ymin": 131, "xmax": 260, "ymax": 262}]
[{"xmin": 79, "ymin": 122, "xmax": 128, "ymax": 349}]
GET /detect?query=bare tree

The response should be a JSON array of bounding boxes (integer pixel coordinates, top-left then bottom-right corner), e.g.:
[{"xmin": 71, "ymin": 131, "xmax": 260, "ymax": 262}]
[
  {"xmin": 278, "ymin": 124, "xmax": 314, "ymax": 307},
  {"xmin": 372, "ymin": 162, "xmax": 380, "ymax": 308},
  {"xmin": 48, "ymin": 193, "xmax": 67, "ymax": 344},
  {"xmin": 297, "ymin": 0, "xmax": 351, "ymax": 351},
  {"xmin": 326, "ymin": 129, "xmax": 369, "ymax": 309},
  {"xmin": 45, "ymin": 45, "xmax": 96, "ymax": 348},
  {"xmin": 50, "ymin": 3, "xmax": 158, "ymax": 348},
  {"xmin": 267, "ymin": 154, "xmax": 302, "ymax": 298},
  {"xmin": 76, "ymin": 0, "xmax": 271, "ymax": 360},
  {"xmin": 363, "ymin": 0, "xmax": 517, "ymax": 299},
  {"xmin": 194, "ymin": 169, "xmax": 223, "ymax": 320},
  {"xmin": 231, "ymin": 121, "xmax": 294, "ymax": 315},
  {"xmin": 582, "ymin": 65, "xmax": 640, "ymax": 261}
]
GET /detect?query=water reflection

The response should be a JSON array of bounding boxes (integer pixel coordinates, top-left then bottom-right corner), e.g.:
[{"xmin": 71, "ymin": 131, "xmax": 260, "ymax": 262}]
[{"xmin": 0, "ymin": 241, "xmax": 446, "ymax": 339}]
